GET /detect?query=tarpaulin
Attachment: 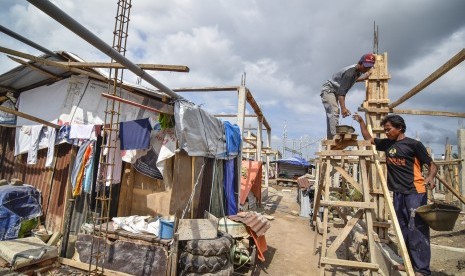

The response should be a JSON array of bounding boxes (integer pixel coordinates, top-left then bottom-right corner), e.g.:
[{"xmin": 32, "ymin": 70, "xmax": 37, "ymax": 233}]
[
  {"xmin": 276, "ymin": 156, "xmax": 309, "ymax": 167},
  {"xmin": 0, "ymin": 185, "xmax": 42, "ymax": 240},
  {"xmin": 174, "ymin": 100, "xmax": 226, "ymax": 158},
  {"xmin": 240, "ymin": 160, "xmax": 262, "ymax": 205},
  {"xmin": 224, "ymin": 159, "xmax": 237, "ymax": 215}
]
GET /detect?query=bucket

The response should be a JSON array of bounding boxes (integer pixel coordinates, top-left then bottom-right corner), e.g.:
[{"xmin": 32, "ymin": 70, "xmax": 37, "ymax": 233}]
[
  {"xmin": 336, "ymin": 125, "xmax": 355, "ymax": 134},
  {"xmin": 416, "ymin": 203, "xmax": 461, "ymax": 231},
  {"xmin": 159, "ymin": 218, "xmax": 174, "ymax": 239}
]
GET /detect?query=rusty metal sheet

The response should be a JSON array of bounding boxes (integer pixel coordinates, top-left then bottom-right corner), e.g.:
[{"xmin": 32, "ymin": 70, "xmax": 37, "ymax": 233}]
[
  {"xmin": 0, "ymin": 126, "xmax": 72, "ymax": 233},
  {"xmin": 229, "ymin": 212, "xmax": 271, "ymax": 237}
]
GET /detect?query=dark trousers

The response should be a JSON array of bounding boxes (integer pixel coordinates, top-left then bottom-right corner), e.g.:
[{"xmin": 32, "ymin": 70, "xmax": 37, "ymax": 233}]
[{"xmin": 393, "ymin": 192, "xmax": 431, "ymax": 275}]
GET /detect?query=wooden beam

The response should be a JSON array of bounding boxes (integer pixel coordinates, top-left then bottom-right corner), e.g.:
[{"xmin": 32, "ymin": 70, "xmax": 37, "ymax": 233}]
[
  {"xmin": 172, "ymin": 86, "xmax": 239, "ymax": 92},
  {"xmin": 0, "ymin": 105, "xmax": 59, "ymax": 128},
  {"xmin": 8, "ymin": 55, "xmax": 62, "ymax": 80},
  {"xmin": 327, "ymin": 209, "xmax": 364, "ymax": 255},
  {"xmin": 389, "ymin": 49, "xmax": 465, "ymax": 108},
  {"xmin": 0, "ymin": 45, "xmax": 108, "ymax": 82},
  {"xmin": 320, "ymin": 200, "xmax": 376, "ymax": 209},
  {"xmin": 359, "ymin": 107, "xmax": 465, "ymax": 118},
  {"xmin": 435, "ymin": 173, "xmax": 465, "ymax": 205},
  {"xmin": 0, "ymin": 84, "xmax": 17, "ymax": 92},
  {"xmin": 245, "ymin": 89, "xmax": 271, "ymax": 131},
  {"xmin": 101, "ymin": 93, "xmax": 173, "ymax": 115},
  {"xmin": 317, "ymin": 150, "xmax": 374, "ymax": 157},
  {"xmin": 58, "ymin": 258, "xmax": 131, "ymax": 276},
  {"xmin": 58, "ymin": 61, "xmax": 189, "ymax": 72},
  {"xmin": 213, "ymin": 114, "xmax": 257, "ymax": 117},
  {"xmin": 320, "ymin": 257, "xmax": 379, "ymax": 270},
  {"xmin": 332, "ymin": 165, "xmax": 362, "ymax": 193}
]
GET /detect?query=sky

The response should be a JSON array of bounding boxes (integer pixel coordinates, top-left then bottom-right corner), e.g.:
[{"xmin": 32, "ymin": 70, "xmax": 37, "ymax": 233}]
[{"xmin": 1, "ymin": 0, "xmax": 465, "ymax": 159}]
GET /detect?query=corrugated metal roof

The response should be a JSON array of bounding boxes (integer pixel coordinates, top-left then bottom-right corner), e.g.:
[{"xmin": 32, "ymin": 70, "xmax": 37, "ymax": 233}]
[
  {"xmin": 0, "ymin": 51, "xmax": 167, "ymax": 100},
  {"xmin": 229, "ymin": 211, "xmax": 271, "ymax": 237}
]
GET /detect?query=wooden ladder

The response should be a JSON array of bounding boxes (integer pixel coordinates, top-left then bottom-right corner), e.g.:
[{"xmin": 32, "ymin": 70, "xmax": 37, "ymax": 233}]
[{"xmin": 312, "ymin": 133, "xmax": 379, "ymax": 275}]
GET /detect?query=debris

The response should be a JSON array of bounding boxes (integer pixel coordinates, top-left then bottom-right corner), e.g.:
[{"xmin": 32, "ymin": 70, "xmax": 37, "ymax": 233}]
[
  {"xmin": 263, "ymin": 215, "xmax": 274, "ymax": 221},
  {"xmin": 282, "ymin": 189, "xmax": 292, "ymax": 192},
  {"xmin": 291, "ymin": 210, "xmax": 299, "ymax": 216}
]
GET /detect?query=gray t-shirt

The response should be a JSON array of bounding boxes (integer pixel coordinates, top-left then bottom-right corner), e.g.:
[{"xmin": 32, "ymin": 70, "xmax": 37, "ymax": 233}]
[{"xmin": 321, "ymin": 64, "xmax": 361, "ymax": 96}]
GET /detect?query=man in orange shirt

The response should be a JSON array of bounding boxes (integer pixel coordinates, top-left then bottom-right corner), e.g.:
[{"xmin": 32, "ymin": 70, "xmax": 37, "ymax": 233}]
[{"xmin": 353, "ymin": 113, "xmax": 437, "ymax": 276}]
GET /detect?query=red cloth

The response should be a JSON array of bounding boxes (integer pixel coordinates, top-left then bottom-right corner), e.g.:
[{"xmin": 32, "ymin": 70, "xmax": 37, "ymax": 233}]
[{"xmin": 240, "ymin": 160, "xmax": 262, "ymax": 205}]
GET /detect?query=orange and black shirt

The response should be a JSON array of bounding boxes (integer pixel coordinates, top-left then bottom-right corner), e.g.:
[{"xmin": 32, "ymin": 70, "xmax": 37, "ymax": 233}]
[{"xmin": 374, "ymin": 137, "xmax": 432, "ymax": 194}]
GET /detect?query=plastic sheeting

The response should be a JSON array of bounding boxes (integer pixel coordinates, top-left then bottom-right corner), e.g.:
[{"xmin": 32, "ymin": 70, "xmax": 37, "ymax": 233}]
[
  {"xmin": 276, "ymin": 156, "xmax": 310, "ymax": 167},
  {"xmin": 174, "ymin": 100, "xmax": 227, "ymax": 158},
  {"xmin": 224, "ymin": 159, "xmax": 237, "ymax": 215},
  {"xmin": 0, "ymin": 185, "xmax": 42, "ymax": 240}
]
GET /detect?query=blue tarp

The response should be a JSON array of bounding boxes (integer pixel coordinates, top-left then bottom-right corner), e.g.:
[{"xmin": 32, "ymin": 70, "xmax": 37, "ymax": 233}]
[
  {"xmin": 0, "ymin": 185, "xmax": 42, "ymax": 240},
  {"xmin": 276, "ymin": 156, "xmax": 310, "ymax": 167}
]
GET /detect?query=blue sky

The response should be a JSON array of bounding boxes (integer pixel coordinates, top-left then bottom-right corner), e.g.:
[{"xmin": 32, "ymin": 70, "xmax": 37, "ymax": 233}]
[{"xmin": 1, "ymin": 0, "xmax": 465, "ymax": 158}]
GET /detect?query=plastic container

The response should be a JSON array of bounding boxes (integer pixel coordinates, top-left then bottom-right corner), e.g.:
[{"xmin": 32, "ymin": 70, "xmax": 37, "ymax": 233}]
[
  {"xmin": 416, "ymin": 203, "xmax": 461, "ymax": 231},
  {"xmin": 159, "ymin": 218, "xmax": 174, "ymax": 239}
]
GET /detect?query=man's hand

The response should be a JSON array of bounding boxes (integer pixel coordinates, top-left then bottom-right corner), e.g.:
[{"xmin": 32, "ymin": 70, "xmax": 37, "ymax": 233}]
[
  {"xmin": 352, "ymin": 113, "xmax": 363, "ymax": 123},
  {"xmin": 341, "ymin": 107, "xmax": 351, "ymax": 118},
  {"xmin": 425, "ymin": 177, "xmax": 436, "ymax": 190}
]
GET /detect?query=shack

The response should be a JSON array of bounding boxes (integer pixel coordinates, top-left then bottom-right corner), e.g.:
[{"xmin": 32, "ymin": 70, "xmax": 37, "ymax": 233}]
[{"xmin": 0, "ymin": 49, "xmax": 243, "ymax": 275}]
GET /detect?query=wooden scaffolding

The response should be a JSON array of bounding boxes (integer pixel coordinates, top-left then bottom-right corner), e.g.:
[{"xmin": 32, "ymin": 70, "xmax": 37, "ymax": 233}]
[{"xmin": 312, "ymin": 53, "xmax": 416, "ymax": 275}]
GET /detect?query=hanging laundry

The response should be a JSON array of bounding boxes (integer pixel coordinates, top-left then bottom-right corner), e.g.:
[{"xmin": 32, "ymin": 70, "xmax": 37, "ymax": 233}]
[
  {"xmin": 71, "ymin": 140, "xmax": 92, "ymax": 196},
  {"xmin": 224, "ymin": 121, "xmax": 242, "ymax": 157},
  {"xmin": 156, "ymin": 128, "xmax": 176, "ymax": 178},
  {"xmin": 82, "ymin": 142, "xmax": 96, "ymax": 193},
  {"xmin": 26, "ymin": 125, "xmax": 57, "ymax": 167},
  {"xmin": 70, "ymin": 124, "xmax": 94, "ymax": 140},
  {"xmin": 57, "ymin": 125, "xmax": 71, "ymax": 143},
  {"xmin": 72, "ymin": 142, "xmax": 93, "ymax": 197},
  {"xmin": 101, "ymin": 130, "xmax": 122, "ymax": 185},
  {"xmin": 119, "ymin": 118, "xmax": 152, "ymax": 150}
]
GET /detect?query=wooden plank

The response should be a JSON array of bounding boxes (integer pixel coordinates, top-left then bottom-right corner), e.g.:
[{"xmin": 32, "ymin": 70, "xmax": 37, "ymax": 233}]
[
  {"xmin": 435, "ymin": 173, "xmax": 465, "ymax": 205},
  {"xmin": 389, "ymin": 49, "xmax": 465, "ymax": 108},
  {"xmin": 332, "ymin": 165, "xmax": 362, "ymax": 193},
  {"xmin": 317, "ymin": 150, "xmax": 374, "ymax": 157},
  {"xmin": 58, "ymin": 257, "xmax": 132, "ymax": 276},
  {"xmin": 327, "ymin": 209, "xmax": 364, "ymax": 255},
  {"xmin": 58, "ymin": 61, "xmax": 190, "ymax": 72},
  {"xmin": 0, "ymin": 45, "xmax": 108, "ymax": 82},
  {"xmin": 101, "ymin": 93, "xmax": 173, "ymax": 115},
  {"xmin": 360, "ymin": 157, "xmax": 377, "ymax": 266},
  {"xmin": 359, "ymin": 107, "xmax": 465, "ymax": 118},
  {"xmin": 322, "ymin": 140, "xmax": 372, "ymax": 147},
  {"xmin": 213, "ymin": 114, "xmax": 256, "ymax": 117},
  {"xmin": 0, "ymin": 105, "xmax": 59, "ymax": 129},
  {"xmin": 320, "ymin": 200, "xmax": 376, "ymax": 209},
  {"xmin": 173, "ymin": 86, "xmax": 239, "ymax": 92},
  {"xmin": 320, "ymin": 257, "xmax": 379, "ymax": 270},
  {"xmin": 8, "ymin": 55, "xmax": 62, "ymax": 80}
]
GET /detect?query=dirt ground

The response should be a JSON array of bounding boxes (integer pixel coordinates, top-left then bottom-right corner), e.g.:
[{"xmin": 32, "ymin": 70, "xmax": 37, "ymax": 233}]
[{"xmin": 249, "ymin": 182, "xmax": 465, "ymax": 276}]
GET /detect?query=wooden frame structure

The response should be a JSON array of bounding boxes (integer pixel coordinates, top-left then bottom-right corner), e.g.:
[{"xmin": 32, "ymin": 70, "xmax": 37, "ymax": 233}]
[
  {"xmin": 172, "ymin": 85, "xmax": 273, "ymax": 195},
  {"xmin": 313, "ymin": 49, "xmax": 465, "ymax": 275}
]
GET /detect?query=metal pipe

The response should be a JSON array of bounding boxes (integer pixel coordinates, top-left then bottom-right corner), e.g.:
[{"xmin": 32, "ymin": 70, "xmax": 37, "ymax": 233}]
[
  {"xmin": 27, "ymin": 0, "xmax": 181, "ymax": 100},
  {"xmin": 0, "ymin": 24, "xmax": 61, "ymax": 59}
]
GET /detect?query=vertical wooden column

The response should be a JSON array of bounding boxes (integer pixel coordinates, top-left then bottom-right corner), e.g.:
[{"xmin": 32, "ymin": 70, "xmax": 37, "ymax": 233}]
[
  {"xmin": 264, "ymin": 128, "xmax": 272, "ymax": 188},
  {"xmin": 459, "ymin": 129, "xmax": 465, "ymax": 210},
  {"xmin": 256, "ymin": 116, "xmax": 263, "ymax": 162},
  {"xmin": 237, "ymin": 86, "xmax": 247, "ymax": 207},
  {"xmin": 363, "ymin": 52, "xmax": 391, "ymax": 241}
]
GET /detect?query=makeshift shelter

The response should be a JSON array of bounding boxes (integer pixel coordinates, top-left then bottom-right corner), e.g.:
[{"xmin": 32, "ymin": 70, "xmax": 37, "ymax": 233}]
[
  {"xmin": 274, "ymin": 156, "xmax": 310, "ymax": 181},
  {"xmin": 0, "ymin": 50, "xmax": 243, "ymax": 273}
]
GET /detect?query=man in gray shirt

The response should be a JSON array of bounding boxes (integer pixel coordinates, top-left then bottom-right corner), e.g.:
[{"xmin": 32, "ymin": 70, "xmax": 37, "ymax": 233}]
[{"xmin": 321, "ymin": 53, "xmax": 375, "ymax": 139}]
